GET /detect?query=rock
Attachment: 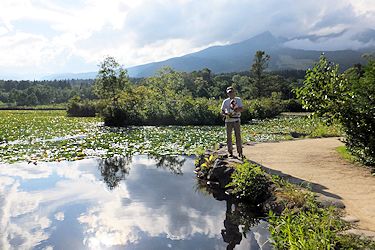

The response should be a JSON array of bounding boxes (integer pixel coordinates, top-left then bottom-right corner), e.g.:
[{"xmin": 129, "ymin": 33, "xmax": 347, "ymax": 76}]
[
  {"xmin": 207, "ymin": 159, "xmax": 235, "ymax": 188},
  {"xmin": 207, "ymin": 181, "xmax": 220, "ymax": 188},
  {"xmin": 225, "ymin": 189, "xmax": 234, "ymax": 195},
  {"xmin": 204, "ymin": 149, "xmax": 215, "ymax": 156},
  {"xmin": 261, "ymin": 196, "xmax": 285, "ymax": 214},
  {"xmin": 341, "ymin": 215, "xmax": 360, "ymax": 224},
  {"xmin": 315, "ymin": 194, "xmax": 345, "ymax": 209},
  {"xmin": 217, "ymin": 149, "xmax": 228, "ymax": 157},
  {"xmin": 225, "ymin": 157, "xmax": 243, "ymax": 165},
  {"xmin": 343, "ymin": 229, "xmax": 375, "ymax": 239}
]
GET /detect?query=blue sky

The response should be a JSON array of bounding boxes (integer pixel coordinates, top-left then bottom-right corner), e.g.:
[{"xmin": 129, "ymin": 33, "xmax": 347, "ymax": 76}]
[{"xmin": 0, "ymin": 0, "xmax": 374, "ymax": 79}]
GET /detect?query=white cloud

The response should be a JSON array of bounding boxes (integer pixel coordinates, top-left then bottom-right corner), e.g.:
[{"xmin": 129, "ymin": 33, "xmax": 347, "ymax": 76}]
[
  {"xmin": 54, "ymin": 212, "xmax": 64, "ymax": 221},
  {"xmin": 0, "ymin": 158, "xmax": 228, "ymax": 249},
  {"xmin": 0, "ymin": 0, "xmax": 374, "ymax": 79}
]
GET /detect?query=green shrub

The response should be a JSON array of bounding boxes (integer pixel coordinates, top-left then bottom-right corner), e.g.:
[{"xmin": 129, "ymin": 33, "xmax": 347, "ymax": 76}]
[
  {"xmin": 67, "ymin": 96, "xmax": 97, "ymax": 117},
  {"xmin": 102, "ymin": 105, "xmax": 129, "ymax": 126},
  {"xmin": 340, "ymin": 60, "xmax": 375, "ymax": 166},
  {"xmin": 100, "ymin": 86, "xmax": 253, "ymax": 126},
  {"xmin": 309, "ymin": 121, "xmax": 342, "ymax": 138},
  {"xmin": 282, "ymin": 99, "xmax": 304, "ymax": 112},
  {"xmin": 248, "ymin": 93, "xmax": 283, "ymax": 119},
  {"xmin": 226, "ymin": 161, "xmax": 270, "ymax": 204},
  {"xmin": 97, "ymin": 82, "xmax": 284, "ymax": 126},
  {"xmin": 295, "ymin": 55, "xmax": 375, "ymax": 166}
]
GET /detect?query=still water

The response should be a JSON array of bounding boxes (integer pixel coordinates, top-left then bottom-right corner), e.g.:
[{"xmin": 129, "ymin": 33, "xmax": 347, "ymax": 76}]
[{"xmin": 0, "ymin": 155, "xmax": 271, "ymax": 249}]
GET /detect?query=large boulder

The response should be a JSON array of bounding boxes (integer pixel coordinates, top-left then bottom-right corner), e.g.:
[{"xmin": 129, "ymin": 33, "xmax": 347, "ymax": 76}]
[{"xmin": 207, "ymin": 159, "xmax": 235, "ymax": 189}]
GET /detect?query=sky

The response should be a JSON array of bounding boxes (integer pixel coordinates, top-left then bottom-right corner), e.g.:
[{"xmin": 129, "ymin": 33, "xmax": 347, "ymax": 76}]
[{"xmin": 0, "ymin": 0, "xmax": 374, "ymax": 80}]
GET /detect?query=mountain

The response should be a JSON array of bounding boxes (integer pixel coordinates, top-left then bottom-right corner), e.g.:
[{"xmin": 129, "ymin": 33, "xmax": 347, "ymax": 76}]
[
  {"xmin": 127, "ymin": 31, "xmax": 371, "ymax": 77},
  {"xmin": 127, "ymin": 31, "xmax": 284, "ymax": 77},
  {"xmin": 42, "ymin": 30, "xmax": 375, "ymax": 80},
  {"xmin": 41, "ymin": 72, "xmax": 97, "ymax": 81}
]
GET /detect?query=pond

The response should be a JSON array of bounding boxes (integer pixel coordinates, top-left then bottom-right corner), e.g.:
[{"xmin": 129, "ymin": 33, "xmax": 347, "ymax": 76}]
[
  {"xmin": 0, "ymin": 110, "xmax": 341, "ymax": 163},
  {"xmin": 0, "ymin": 155, "xmax": 271, "ymax": 250}
]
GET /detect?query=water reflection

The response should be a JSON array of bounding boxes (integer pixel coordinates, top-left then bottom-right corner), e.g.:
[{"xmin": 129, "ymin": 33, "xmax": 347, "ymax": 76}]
[
  {"xmin": 152, "ymin": 155, "xmax": 185, "ymax": 175},
  {"xmin": 98, "ymin": 156, "xmax": 131, "ymax": 190},
  {"xmin": 0, "ymin": 156, "xmax": 270, "ymax": 249},
  {"xmin": 98, "ymin": 155, "xmax": 185, "ymax": 190},
  {"xmin": 197, "ymin": 180, "xmax": 267, "ymax": 250}
]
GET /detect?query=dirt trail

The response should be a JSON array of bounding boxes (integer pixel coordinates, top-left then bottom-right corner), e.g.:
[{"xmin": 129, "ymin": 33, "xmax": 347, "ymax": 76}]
[{"xmin": 242, "ymin": 137, "xmax": 375, "ymax": 232}]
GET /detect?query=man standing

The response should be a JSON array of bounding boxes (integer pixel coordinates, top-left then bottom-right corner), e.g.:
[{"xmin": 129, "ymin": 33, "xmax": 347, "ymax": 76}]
[{"xmin": 221, "ymin": 86, "xmax": 244, "ymax": 158}]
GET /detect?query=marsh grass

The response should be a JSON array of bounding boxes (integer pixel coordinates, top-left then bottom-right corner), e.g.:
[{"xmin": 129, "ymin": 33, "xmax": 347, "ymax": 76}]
[
  {"xmin": 268, "ymin": 205, "xmax": 346, "ymax": 250},
  {"xmin": 336, "ymin": 146, "xmax": 356, "ymax": 163},
  {"xmin": 268, "ymin": 175, "xmax": 375, "ymax": 249},
  {"xmin": 270, "ymin": 175, "xmax": 315, "ymax": 209},
  {"xmin": 309, "ymin": 121, "xmax": 342, "ymax": 138}
]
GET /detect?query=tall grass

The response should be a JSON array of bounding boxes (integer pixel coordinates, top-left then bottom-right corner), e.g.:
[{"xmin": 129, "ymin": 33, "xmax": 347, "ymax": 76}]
[{"xmin": 269, "ymin": 205, "xmax": 344, "ymax": 249}]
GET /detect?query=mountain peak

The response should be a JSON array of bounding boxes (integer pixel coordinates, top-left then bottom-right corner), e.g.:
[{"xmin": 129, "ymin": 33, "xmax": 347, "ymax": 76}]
[
  {"xmin": 236, "ymin": 31, "xmax": 281, "ymax": 50},
  {"xmin": 40, "ymin": 30, "xmax": 373, "ymax": 80}
]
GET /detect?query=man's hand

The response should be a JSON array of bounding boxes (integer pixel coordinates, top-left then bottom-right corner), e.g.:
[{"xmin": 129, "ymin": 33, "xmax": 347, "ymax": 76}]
[
  {"xmin": 222, "ymin": 111, "xmax": 233, "ymax": 118},
  {"xmin": 233, "ymin": 106, "xmax": 244, "ymax": 113}
]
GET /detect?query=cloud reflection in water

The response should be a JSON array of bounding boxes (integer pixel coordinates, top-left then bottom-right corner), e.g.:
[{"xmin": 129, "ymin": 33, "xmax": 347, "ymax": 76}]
[{"xmin": 0, "ymin": 156, "xmax": 270, "ymax": 249}]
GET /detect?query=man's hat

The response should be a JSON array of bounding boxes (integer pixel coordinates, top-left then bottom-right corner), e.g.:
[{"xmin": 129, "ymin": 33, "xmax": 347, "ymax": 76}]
[{"xmin": 226, "ymin": 86, "xmax": 234, "ymax": 93}]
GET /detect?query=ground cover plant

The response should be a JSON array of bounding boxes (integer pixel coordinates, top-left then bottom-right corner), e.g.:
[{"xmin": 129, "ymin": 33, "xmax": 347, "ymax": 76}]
[{"xmin": 0, "ymin": 110, "xmax": 341, "ymax": 163}]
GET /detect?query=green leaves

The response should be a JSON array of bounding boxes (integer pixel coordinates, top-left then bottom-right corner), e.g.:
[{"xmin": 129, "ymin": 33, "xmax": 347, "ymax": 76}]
[
  {"xmin": 226, "ymin": 161, "xmax": 270, "ymax": 204},
  {"xmin": 294, "ymin": 55, "xmax": 352, "ymax": 124},
  {"xmin": 268, "ymin": 205, "xmax": 345, "ymax": 249},
  {"xmin": 295, "ymin": 55, "xmax": 375, "ymax": 166},
  {"xmin": 94, "ymin": 56, "xmax": 131, "ymax": 105}
]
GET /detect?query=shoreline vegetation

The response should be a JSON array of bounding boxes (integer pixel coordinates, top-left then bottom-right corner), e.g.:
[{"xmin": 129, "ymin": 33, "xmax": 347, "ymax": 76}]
[{"xmin": 194, "ymin": 150, "xmax": 375, "ymax": 249}]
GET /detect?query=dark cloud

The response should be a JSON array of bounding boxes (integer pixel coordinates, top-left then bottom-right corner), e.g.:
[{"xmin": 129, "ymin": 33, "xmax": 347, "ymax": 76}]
[
  {"xmin": 2, "ymin": 0, "xmax": 375, "ymax": 79},
  {"xmin": 118, "ymin": 0, "xmax": 375, "ymax": 47}
]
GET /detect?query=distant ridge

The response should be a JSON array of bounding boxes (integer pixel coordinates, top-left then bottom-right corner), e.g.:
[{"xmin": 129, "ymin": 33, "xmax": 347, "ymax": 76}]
[
  {"xmin": 41, "ymin": 30, "xmax": 375, "ymax": 80},
  {"xmin": 41, "ymin": 72, "xmax": 97, "ymax": 81}
]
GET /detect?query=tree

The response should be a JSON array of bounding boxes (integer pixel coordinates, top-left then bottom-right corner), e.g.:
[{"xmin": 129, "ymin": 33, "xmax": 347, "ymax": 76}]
[
  {"xmin": 251, "ymin": 51, "xmax": 270, "ymax": 97},
  {"xmin": 294, "ymin": 55, "xmax": 351, "ymax": 124},
  {"xmin": 296, "ymin": 54, "xmax": 375, "ymax": 166},
  {"xmin": 340, "ymin": 59, "xmax": 375, "ymax": 165},
  {"xmin": 94, "ymin": 56, "xmax": 130, "ymax": 106},
  {"xmin": 194, "ymin": 77, "xmax": 210, "ymax": 98}
]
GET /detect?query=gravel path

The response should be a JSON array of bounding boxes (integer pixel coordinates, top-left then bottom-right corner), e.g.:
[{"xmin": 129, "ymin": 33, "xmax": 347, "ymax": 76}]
[{"xmin": 242, "ymin": 137, "xmax": 375, "ymax": 233}]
